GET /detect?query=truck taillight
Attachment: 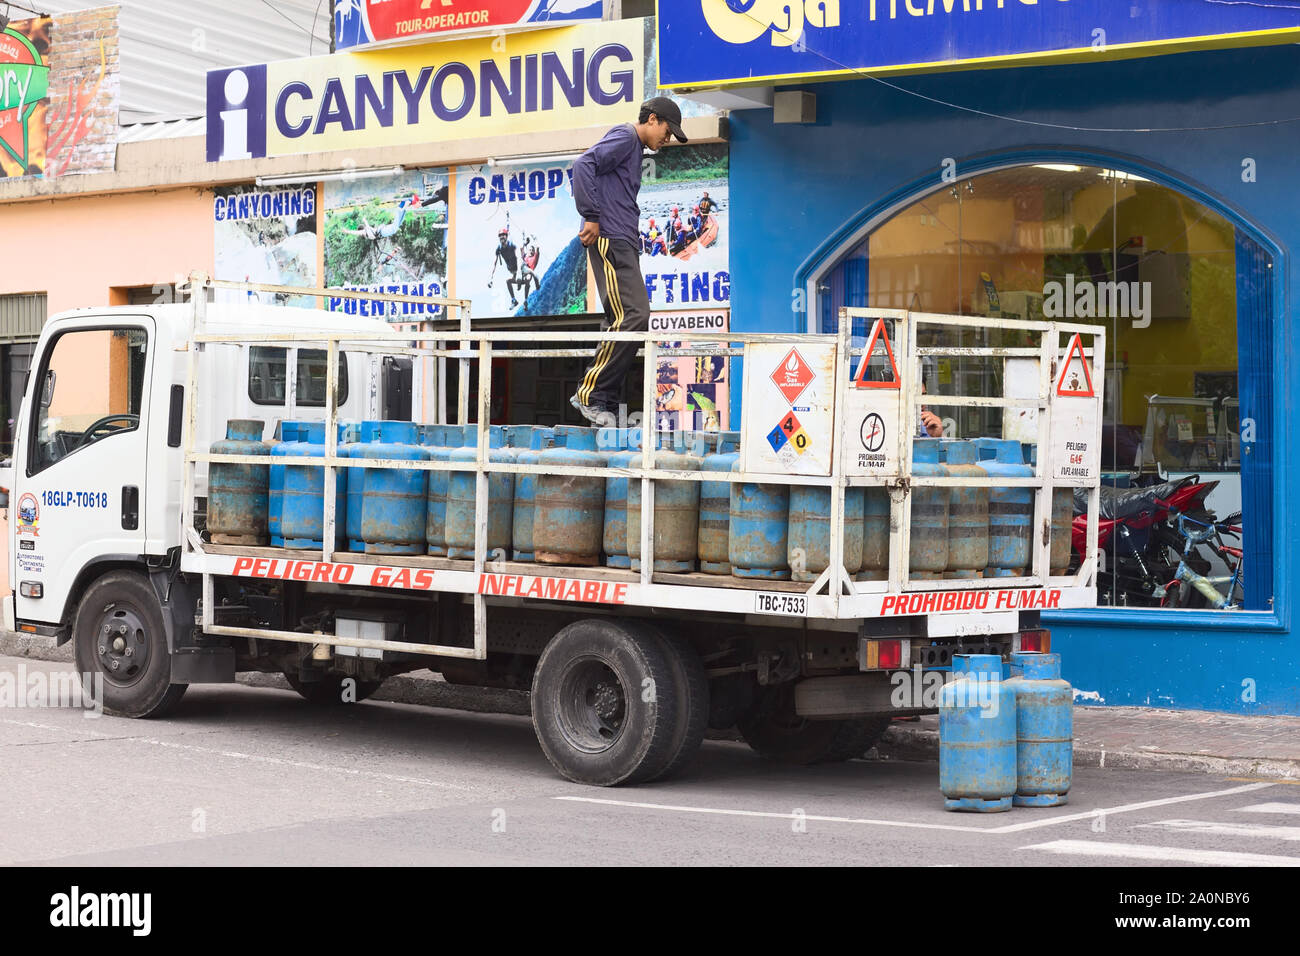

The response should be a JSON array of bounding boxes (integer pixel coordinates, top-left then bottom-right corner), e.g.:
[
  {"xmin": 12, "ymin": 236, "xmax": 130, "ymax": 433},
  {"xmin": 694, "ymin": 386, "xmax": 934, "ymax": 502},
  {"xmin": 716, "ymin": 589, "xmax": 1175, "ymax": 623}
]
[
  {"xmin": 1015, "ymin": 629, "xmax": 1050, "ymax": 653},
  {"xmin": 860, "ymin": 639, "xmax": 907, "ymax": 671}
]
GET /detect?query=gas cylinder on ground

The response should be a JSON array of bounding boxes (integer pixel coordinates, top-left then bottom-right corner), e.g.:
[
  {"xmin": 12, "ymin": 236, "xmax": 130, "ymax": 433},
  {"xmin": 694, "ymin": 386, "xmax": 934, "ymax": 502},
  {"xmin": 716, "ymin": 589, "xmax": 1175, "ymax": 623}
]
[
  {"xmin": 940, "ymin": 440, "xmax": 989, "ymax": 578},
  {"xmin": 425, "ymin": 425, "xmax": 465, "ymax": 557},
  {"xmin": 858, "ymin": 487, "xmax": 890, "ymax": 581},
  {"xmin": 627, "ymin": 431, "xmax": 701, "ymax": 573},
  {"xmin": 973, "ymin": 438, "xmax": 1033, "ymax": 576},
  {"xmin": 358, "ymin": 420, "xmax": 429, "ymax": 555},
  {"xmin": 939, "ymin": 654, "xmax": 1018, "ymax": 812},
  {"xmin": 512, "ymin": 426, "xmax": 555, "ymax": 561},
  {"xmin": 698, "ymin": 432, "xmax": 741, "ymax": 574},
  {"xmin": 728, "ymin": 461, "xmax": 790, "ymax": 580},
  {"xmin": 342, "ymin": 421, "xmax": 381, "ymax": 552},
  {"xmin": 534, "ymin": 425, "xmax": 606, "ymax": 566},
  {"xmin": 910, "ymin": 438, "xmax": 950, "ymax": 579},
  {"xmin": 280, "ymin": 421, "xmax": 348, "ymax": 550},
  {"xmin": 601, "ymin": 427, "xmax": 642, "ymax": 569},
  {"xmin": 787, "ymin": 484, "xmax": 864, "ymax": 583},
  {"xmin": 1005, "ymin": 651, "xmax": 1072, "ymax": 807},
  {"xmin": 208, "ymin": 419, "xmax": 272, "ymax": 545},
  {"xmin": 446, "ymin": 424, "xmax": 515, "ymax": 560}
]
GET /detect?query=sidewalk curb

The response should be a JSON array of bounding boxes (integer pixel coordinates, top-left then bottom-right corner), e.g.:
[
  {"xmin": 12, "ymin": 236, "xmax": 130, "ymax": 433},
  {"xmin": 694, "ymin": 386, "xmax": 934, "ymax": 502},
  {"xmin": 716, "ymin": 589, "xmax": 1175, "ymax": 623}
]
[{"xmin": 876, "ymin": 724, "xmax": 1300, "ymax": 781}]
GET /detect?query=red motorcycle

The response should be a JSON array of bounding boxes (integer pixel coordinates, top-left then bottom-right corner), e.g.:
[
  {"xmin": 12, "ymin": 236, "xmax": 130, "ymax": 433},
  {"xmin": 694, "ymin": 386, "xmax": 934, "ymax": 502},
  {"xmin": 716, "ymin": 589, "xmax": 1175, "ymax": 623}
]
[{"xmin": 1070, "ymin": 475, "xmax": 1219, "ymax": 607}]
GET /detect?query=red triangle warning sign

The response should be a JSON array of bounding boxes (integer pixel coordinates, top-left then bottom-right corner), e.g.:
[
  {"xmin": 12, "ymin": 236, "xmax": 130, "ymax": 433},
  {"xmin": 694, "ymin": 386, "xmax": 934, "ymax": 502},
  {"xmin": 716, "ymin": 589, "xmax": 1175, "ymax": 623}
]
[
  {"xmin": 1055, "ymin": 333, "xmax": 1095, "ymax": 397},
  {"xmin": 852, "ymin": 319, "xmax": 901, "ymax": 390}
]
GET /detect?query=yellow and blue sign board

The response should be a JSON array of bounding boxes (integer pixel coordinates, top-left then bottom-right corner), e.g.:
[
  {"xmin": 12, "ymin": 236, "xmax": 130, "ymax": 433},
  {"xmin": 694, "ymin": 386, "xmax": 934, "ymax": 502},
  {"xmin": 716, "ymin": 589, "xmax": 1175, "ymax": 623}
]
[{"xmin": 656, "ymin": 0, "xmax": 1300, "ymax": 89}]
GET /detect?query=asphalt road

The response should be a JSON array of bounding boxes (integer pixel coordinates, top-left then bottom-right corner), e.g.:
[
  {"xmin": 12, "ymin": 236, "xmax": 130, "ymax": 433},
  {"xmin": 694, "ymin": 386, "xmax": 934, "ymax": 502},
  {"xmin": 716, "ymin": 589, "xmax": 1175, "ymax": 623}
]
[{"xmin": 2, "ymin": 656, "xmax": 1299, "ymax": 867}]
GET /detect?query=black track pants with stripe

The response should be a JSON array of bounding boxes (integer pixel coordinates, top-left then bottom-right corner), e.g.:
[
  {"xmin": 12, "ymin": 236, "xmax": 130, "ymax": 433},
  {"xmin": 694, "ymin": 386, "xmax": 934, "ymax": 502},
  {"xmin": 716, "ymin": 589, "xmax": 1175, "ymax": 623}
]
[{"xmin": 577, "ymin": 236, "xmax": 650, "ymax": 409}]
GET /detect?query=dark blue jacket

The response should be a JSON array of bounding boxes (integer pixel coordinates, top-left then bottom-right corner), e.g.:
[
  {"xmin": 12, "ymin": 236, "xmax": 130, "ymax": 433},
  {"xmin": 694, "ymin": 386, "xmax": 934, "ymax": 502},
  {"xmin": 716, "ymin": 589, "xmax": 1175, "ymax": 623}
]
[{"xmin": 572, "ymin": 124, "xmax": 642, "ymax": 245}]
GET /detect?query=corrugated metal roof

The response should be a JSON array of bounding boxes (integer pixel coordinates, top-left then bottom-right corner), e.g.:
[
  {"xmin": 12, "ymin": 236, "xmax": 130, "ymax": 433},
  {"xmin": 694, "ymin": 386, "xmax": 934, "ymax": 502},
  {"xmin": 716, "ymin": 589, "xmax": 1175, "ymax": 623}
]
[
  {"xmin": 117, "ymin": 116, "xmax": 209, "ymax": 143},
  {"xmin": 37, "ymin": 1, "xmax": 332, "ymax": 124}
]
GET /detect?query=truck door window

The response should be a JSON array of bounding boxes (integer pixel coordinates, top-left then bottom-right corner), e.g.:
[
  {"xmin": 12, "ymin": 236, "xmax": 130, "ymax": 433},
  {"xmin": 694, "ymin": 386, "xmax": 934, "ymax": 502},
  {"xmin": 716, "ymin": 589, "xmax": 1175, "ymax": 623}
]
[
  {"xmin": 30, "ymin": 327, "xmax": 147, "ymax": 475},
  {"xmin": 247, "ymin": 347, "xmax": 347, "ymax": 407}
]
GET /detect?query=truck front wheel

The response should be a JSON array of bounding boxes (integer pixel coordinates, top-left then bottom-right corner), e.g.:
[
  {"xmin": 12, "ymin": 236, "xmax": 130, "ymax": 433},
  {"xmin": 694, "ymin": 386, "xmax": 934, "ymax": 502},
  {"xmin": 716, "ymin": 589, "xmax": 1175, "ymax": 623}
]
[
  {"xmin": 531, "ymin": 619, "xmax": 680, "ymax": 786},
  {"xmin": 738, "ymin": 683, "xmax": 889, "ymax": 765},
  {"xmin": 73, "ymin": 571, "xmax": 187, "ymax": 718}
]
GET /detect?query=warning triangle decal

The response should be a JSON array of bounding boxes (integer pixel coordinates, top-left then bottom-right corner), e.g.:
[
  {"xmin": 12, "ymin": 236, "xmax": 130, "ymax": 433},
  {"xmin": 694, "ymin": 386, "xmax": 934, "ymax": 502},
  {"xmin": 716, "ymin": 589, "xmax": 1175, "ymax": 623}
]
[
  {"xmin": 1055, "ymin": 333, "xmax": 1095, "ymax": 397},
  {"xmin": 852, "ymin": 319, "xmax": 901, "ymax": 390}
]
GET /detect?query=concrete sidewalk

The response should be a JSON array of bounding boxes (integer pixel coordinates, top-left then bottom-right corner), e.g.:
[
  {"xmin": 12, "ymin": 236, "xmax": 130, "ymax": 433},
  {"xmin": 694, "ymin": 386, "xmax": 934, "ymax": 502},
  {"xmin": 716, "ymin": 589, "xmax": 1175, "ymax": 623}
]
[{"xmin": 5, "ymin": 630, "xmax": 1298, "ymax": 779}]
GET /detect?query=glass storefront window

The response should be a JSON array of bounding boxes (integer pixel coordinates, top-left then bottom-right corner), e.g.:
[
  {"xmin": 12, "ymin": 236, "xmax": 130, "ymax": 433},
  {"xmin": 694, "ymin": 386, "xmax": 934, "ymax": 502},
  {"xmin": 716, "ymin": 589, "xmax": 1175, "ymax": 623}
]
[{"xmin": 817, "ymin": 164, "xmax": 1268, "ymax": 612}]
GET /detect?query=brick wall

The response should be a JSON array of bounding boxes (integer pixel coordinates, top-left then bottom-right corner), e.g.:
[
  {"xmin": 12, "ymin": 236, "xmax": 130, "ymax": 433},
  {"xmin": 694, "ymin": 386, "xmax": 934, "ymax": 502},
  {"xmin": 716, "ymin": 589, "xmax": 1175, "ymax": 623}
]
[{"xmin": 46, "ymin": 5, "xmax": 120, "ymax": 177}]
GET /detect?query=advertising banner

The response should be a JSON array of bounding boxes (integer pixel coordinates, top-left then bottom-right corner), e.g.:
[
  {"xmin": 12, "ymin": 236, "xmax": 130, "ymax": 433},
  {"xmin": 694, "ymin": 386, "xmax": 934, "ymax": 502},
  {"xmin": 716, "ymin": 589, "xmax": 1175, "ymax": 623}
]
[
  {"xmin": 334, "ymin": 0, "xmax": 602, "ymax": 51},
  {"xmin": 454, "ymin": 162, "xmax": 588, "ymax": 317},
  {"xmin": 0, "ymin": 18, "xmax": 50, "ymax": 178},
  {"xmin": 656, "ymin": 0, "xmax": 1300, "ymax": 90},
  {"xmin": 323, "ymin": 170, "xmax": 450, "ymax": 319},
  {"xmin": 638, "ymin": 142, "xmax": 729, "ymax": 313},
  {"xmin": 213, "ymin": 185, "xmax": 319, "ymax": 308},
  {"xmin": 207, "ymin": 18, "xmax": 644, "ymax": 163},
  {"xmin": 652, "ymin": 308, "xmax": 729, "ymax": 433}
]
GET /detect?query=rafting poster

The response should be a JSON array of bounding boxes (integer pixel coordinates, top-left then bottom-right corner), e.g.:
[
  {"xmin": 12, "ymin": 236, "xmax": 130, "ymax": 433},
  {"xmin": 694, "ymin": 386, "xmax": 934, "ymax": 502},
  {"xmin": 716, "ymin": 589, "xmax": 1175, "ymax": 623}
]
[
  {"xmin": 639, "ymin": 142, "xmax": 729, "ymax": 312},
  {"xmin": 213, "ymin": 185, "xmax": 318, "ymax": 308},
  {"xmin": 454, "ymin": 162, "xmax": 588, "ymax": 318},
  {"xmin": 323, "ymin": 170, "xmax": 449, "ymax": 319}
]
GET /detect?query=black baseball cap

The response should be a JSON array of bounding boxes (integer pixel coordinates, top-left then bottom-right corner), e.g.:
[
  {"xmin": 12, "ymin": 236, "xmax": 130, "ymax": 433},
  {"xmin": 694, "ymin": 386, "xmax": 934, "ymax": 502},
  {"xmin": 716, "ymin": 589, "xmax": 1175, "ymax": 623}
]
[{"xmin": 642, "ymin": 96, "xmax": 688, "ymax": 143}]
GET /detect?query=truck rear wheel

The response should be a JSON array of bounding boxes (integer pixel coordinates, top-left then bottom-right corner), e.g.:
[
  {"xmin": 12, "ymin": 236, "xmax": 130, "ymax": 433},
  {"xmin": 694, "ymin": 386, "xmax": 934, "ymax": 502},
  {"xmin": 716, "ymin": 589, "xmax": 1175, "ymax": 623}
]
[
  {"xmin": 531, "ymin": 619, "xmax": 679, "ymax": 786},
  {"xmin": 738, "ymin": 684, "xmax": 889, "ymax": 765},
  {"xmin": 637, "ymin": 624, "xmax": 708, "ymax": 783},
  {"xmin": 73, "ymin": 570, "xmax": 187, "ymax": 719}
]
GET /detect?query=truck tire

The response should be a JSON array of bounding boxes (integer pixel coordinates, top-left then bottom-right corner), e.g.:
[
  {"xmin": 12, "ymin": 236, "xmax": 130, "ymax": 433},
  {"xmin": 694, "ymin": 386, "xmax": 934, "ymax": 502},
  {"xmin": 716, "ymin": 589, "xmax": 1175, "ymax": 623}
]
[
  {"xmin": 72, "ymin": 570, "xmax": 187, "ymax": 719},
  {"xmin": 637, "ymin": 624, "xmax": 709, "ymax": 782},
  {"xmin": 738, "ymin": 684, "xmax": 887, "ymax": 765},
  {"xmin": 284, "ymin": 673, "xmax": 383, "ymax": 705},
  {"xmin": 531, "ymin": 618, "xmax": 679, "ymax": 786}
]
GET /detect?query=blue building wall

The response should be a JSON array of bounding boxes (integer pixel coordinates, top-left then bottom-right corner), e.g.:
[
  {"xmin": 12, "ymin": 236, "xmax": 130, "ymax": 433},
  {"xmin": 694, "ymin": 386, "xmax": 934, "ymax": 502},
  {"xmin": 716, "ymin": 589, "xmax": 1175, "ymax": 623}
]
[{"xmin": 724, "ymin": 45, "xmax": 1298, "ymax": 714}]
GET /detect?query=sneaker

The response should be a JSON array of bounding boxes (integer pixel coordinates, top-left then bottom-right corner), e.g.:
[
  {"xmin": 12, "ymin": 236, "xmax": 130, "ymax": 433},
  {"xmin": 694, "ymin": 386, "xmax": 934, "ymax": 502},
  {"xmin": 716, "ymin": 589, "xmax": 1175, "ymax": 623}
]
[{"xmin": 570, "ymin": 394, "xmax": 615, "ymax": 427}]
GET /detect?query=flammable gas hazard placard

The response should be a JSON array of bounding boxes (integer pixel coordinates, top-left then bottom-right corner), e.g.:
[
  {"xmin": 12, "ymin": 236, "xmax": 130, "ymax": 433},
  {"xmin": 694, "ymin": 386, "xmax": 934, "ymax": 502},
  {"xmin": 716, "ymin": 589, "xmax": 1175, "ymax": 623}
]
[{"xmin": 740, "ymin": 340, "xmax": 837, "ymax": 476}]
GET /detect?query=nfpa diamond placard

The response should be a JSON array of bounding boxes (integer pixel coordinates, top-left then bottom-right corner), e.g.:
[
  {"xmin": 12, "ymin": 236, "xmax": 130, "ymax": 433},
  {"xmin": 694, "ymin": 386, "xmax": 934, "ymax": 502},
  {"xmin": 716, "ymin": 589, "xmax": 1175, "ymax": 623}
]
[{"xmin": 742, "ymin": 340, "xmax": 837, "ymax": 477}]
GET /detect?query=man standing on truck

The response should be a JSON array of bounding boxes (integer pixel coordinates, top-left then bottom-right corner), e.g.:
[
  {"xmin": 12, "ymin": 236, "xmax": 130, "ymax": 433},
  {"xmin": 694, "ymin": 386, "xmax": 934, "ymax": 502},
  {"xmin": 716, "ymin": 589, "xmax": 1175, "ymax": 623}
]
[{"xmin": 570, "ymin": 96, "xmax": 688, "ymax": 426}]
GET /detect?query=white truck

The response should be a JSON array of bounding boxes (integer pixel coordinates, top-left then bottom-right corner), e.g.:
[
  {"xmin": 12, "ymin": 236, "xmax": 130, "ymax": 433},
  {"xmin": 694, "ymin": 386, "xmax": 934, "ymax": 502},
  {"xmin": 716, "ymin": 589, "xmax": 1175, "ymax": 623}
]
[{"xmin": 0, "ymin": 275, "xmax": 1103, "ymax": 786}]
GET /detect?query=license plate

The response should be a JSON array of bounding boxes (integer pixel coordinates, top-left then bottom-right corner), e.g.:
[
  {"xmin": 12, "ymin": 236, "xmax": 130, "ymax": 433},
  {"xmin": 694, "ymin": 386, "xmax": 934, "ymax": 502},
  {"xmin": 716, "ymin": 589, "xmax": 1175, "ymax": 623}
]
[{"xmin": 754, "ymin": 593, "xmax": 807, "ymax": 616}]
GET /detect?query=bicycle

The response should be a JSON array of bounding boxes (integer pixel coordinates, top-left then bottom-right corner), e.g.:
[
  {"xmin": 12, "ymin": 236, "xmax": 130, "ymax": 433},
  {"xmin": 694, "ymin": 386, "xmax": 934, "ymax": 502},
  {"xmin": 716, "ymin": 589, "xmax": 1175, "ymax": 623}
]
[{"xmin": 1157, "ymin": 511, "xmax": 1244, "ymax": 610}]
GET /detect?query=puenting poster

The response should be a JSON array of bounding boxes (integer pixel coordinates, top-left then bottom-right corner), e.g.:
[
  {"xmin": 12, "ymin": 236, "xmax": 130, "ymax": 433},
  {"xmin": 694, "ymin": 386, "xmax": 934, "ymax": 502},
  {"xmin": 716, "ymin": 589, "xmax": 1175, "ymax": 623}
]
[
  {"xmin": 323, "ymin": 170, "xmax": 449, "ymax": 319},
  {"xmin": 637, "ymin": 142, "xmax": 729, "ymax": 312},
  {"xmin": 454, "ymin": 162, "xmax": 588, "ymax": 317},
  {"xmin": 212, "ymin": 185, "xmax": 318, "ymax": 307}
]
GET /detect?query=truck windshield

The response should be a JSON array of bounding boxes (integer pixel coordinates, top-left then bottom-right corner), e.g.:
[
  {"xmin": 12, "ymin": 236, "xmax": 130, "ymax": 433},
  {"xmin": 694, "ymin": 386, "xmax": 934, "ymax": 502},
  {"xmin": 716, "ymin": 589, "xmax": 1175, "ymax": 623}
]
[{"xmin": 31, "ymin": 327, "xmax": 147, "ymax": 474}]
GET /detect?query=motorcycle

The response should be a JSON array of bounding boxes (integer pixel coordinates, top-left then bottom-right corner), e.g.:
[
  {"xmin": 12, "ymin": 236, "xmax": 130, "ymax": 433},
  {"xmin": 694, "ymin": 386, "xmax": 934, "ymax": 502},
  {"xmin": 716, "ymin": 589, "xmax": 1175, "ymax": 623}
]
[{"xmin": 1069, "ymin": 475, "xmax": 1220, "ymax": 607}]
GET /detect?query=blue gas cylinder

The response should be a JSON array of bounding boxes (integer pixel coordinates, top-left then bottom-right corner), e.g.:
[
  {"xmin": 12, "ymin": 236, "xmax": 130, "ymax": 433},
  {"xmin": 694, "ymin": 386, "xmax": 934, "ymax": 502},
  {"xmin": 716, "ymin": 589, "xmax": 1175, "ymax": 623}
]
[
  {"xmin": 698, "ymin": 432, "xmax": 741, "ymax": 574},
  {"xmin": 280, "ymin": 421, "xmax": 348, "ymax": 550},
  {"xmin": 728, "ymin": 461, "xmax": 790, "ymax": 580},
  {"xmin": 342, "ymin": 420, "xmax": 381, "ymax": 552},
  {"xmin": 511, "ymin": 426, "xmax": 555, "ymax": 562},
  {"xmin": 535, "ymin": 426, "xmax": 606, "ymax": 566},
  {"xmin": 601, "ymin": 427, "xmax": 642, "ymax": 569},
  {"xmin": 268, "ymin": 420, "xmax": 309, "ymax": 547},
  {"xmin": 1006, "ymin": 652, "xmax": 1073, "ymax": 807},
  {"xmin": 357, "ymin": 420, "xmax": 429, "ymax": 555},
  {"xmin": 939, "ymin": 654, "xmax": 1018, "ymax": 812},
  {"xmin": 974, "ymin": 439, "xmax": 1033, "ymax": 576},
  {"xmin": 788, "ymin": 484, "xmax": 865, "ymax": 582},
  {"xmin": 858, "ymin": 487, "xmax": 890, "ymax": 581},
  {"xmin": 1021, "ymin": 443, "xmax": 1072, "ymax": 575},
  {"xmin": 940, "ymin": 440, "xmax": 989, "ymax": 578},
  {"xmin": 424, "ymin": 424, "xmax": 465, "ymax": 557},
  {"xmin": 910, "ymin": 438, "xmax": 951, "ymax": 579},
  {"xmin": 627, "ymin": 431, "xmax": 701, "ymax": 573},
  {"xmin": 209, "ymin": 419, "xmax": 272, "ymax": 545},
  {"xmin": 446, "ymin": 424, "xmax": 515, "ymax": 560}
]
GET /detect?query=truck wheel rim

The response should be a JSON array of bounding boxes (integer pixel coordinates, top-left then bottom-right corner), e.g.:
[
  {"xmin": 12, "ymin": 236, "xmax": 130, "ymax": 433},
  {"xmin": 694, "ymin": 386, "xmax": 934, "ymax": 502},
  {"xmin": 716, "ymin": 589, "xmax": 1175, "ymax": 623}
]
[
  {"xmin": 556, "ymin": 657, "xmax": 627, "ymax": 754},
  {"xmin": 95, "ymin": 604, "xmax": 150, "ymax": 688}
]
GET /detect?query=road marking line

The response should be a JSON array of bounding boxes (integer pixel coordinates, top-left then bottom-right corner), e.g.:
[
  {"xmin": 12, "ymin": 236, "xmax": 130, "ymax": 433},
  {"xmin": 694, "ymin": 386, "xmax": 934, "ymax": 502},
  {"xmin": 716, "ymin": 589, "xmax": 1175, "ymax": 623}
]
[
  {"xmin": 1020, "ymin": 839, "xmax": 1300, "ymax": 867},
  {"xmin": 1236, "ymin": 802, "xmax": 1300, "ymax": 815},
  {"xmin": 1227, "ymin": 777, "xmax": 1300, "ymax": 785},
  {"xmin": 1136, "ymin": 818, "xmax": 1300, "ymax": 840},
  {"xmin": 556, "ymin": 782, "xmax": 1277, "ymax": 835}
]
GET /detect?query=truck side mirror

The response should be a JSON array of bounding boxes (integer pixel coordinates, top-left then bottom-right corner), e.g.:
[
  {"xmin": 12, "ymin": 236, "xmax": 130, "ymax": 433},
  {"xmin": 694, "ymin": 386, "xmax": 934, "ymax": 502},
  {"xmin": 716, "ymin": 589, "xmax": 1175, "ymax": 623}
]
[{"xmin": 40, "ymin": 369, "xmax": 56, "ymax": 408}]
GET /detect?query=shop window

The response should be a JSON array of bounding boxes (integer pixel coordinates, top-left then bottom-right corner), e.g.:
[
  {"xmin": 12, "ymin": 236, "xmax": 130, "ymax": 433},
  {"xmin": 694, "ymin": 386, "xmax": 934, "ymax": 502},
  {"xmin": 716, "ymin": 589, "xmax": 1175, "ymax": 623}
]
[
  {"xmin": 248, "ymin": 347, "xmax": 348, "ymax": 407},
  {"xmin": 816, "ymin": 164, "xmax": 1268, "ymax": 612}
]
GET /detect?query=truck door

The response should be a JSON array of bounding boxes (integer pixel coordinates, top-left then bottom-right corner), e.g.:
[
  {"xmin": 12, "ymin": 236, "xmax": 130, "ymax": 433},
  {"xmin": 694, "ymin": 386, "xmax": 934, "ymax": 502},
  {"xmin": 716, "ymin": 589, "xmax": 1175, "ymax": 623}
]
[{"xmin": 12, "ymin": 320, "xmax": 153, "ymax": 624}]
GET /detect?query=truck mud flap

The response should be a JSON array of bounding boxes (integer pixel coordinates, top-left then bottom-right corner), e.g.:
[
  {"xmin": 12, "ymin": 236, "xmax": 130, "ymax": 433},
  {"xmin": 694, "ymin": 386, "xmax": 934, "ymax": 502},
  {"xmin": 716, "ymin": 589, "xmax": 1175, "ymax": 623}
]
[{"xmin": 171, "ymin": 646, "xmax": 236, "ymax": 684}]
